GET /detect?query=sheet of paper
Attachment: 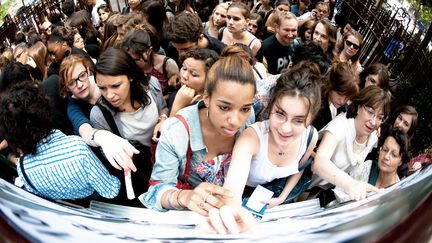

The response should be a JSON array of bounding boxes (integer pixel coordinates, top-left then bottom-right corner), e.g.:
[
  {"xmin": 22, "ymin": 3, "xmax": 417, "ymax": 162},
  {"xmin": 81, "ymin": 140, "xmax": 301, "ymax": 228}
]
[{"xmin": 245, "ymin": 185, "xmax": 274, "ymax": 212}]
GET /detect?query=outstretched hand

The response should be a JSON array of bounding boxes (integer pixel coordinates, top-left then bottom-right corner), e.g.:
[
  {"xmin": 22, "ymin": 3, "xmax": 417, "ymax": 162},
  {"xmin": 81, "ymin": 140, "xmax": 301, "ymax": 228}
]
[
  {"xmin": 202, "ymin": 206, "xmax": 256, "ymax": 234},
  {"xmin": 180, "ymin": 182, "xmax": 234, "ymax": 216},
  {"xmin": 345, "ymin": 180, "xmax": 379, "ymax": 201},
  {"xmin": 96, "ymin": 130, "xmax": 139, "ymax": 172}
]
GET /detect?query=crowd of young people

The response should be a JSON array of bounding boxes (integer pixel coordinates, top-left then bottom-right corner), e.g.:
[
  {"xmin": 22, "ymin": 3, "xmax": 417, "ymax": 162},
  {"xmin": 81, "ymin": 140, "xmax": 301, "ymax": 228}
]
[{"xmin": 0, "ymin": 0, "xmax": 423, "ymax": 234}]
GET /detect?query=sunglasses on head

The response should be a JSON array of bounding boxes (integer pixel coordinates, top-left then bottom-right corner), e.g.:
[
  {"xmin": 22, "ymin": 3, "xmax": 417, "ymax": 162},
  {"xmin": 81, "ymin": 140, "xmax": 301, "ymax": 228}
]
[{"xmin": 345, "ymin": 39, "xmax": 360, "ymax": 50}]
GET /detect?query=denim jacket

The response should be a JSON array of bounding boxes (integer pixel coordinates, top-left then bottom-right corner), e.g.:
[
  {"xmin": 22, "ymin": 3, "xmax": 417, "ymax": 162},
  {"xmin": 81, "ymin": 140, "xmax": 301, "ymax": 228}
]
[{"xmin": 139, "ymin": 101, "xmax": 255, "ymax": 211}]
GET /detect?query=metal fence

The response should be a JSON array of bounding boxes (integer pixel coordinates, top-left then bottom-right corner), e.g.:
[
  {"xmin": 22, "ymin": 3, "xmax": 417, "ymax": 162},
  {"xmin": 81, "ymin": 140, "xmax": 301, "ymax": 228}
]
[
  {"xmin": 0, "ymin": 0, "xmax": 125, "ymax": 44},
  {"xmin": 339, "ymin": 0, "xmax": 431, "ymax": 87}
]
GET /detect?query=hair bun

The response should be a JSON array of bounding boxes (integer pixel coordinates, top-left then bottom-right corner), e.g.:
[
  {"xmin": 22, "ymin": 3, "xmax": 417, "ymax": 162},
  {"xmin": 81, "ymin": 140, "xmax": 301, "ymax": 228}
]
[{"xmin": 220, "ymin": 44, "xmax": 254, "ymax": 66}]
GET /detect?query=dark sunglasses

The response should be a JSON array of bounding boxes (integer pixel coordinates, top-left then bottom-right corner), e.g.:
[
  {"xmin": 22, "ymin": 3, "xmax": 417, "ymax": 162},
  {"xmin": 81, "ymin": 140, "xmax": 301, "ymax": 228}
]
[{"xmin": 345, "ymin": 39, "xmax": 360, "ymax": 50}]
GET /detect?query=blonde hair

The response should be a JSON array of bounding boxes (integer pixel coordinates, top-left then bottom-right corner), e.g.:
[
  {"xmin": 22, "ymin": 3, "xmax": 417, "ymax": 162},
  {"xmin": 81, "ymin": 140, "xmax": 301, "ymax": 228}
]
[
  {"xmin": 208, "ymin": 3, "xmax": 229, "ymax": 29},
  {"xmin": 275, "ymin": 11, "xmax": 296, "ymax": 26}
]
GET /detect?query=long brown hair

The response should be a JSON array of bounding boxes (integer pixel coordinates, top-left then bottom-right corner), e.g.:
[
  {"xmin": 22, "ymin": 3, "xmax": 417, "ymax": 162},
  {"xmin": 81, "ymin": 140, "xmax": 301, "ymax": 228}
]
[
  {"xmin": 28, "ymin": 41, "xmax": 48, "ymax": 80},
  {"xmin": 94, "ymin": 48, "xmax": 151, "ymax": 112}
]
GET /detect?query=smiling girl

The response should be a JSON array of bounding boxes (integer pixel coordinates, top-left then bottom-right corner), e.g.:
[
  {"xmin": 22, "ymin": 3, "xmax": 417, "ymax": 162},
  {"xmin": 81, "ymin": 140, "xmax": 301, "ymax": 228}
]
[
  {"xmin": 312, "ymin": 19, "xmax": 337, "ymax": 61},
  {"xmin": 335, "ymin": 29, "xmax": 363, "ymax": 73},
  {"xmin": 368, "ymin": 129, "xmax": 409, "ymax": 188},
  {"xmin": 222, "ymin": 62, "xmax": 322, "ymax": 208}
]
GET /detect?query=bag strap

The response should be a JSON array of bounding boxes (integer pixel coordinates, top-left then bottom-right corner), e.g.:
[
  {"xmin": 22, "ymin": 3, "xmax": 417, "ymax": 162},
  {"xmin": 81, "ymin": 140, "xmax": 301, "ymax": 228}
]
[
  {"xmin": 298, "ymin": 126, "xmax": 315, "ymax": 171},
  {"xmin": 162, "ymin": 56, "xmax": 169, "ymax": 78},
  {"xmin": 253, "ymin": 66, "xmax": 263, "ymax": 80},
  {"xmin": 19, "ymin": 156, "xmax": 39, "ymax": 192},
  {"xmin": 218, "ymin": 26, "xmax": 225, "ymax": 41},
  {"xmin": 97, "ymin": 103, "xmax": 121, "ymax": 137},
  {"xmin": 174, "ymin": 114, "xmax": 192, "ymax": 183}
]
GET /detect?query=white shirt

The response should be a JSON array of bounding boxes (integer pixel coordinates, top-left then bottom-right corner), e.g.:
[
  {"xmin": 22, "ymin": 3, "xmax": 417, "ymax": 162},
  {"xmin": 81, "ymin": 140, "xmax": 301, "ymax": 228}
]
[
  {"xmin": 312, "ymin": 115, "xmax": 378, "ymax": 187},
  {"xmin": 247, "ymin": 121, "xmax": 310, "ymax": 187}
]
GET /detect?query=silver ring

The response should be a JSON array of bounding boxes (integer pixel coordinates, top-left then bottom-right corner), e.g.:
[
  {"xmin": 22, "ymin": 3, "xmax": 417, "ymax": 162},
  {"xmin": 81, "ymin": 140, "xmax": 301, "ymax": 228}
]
[{"xmin": 198, "ymin": 201, "xmax": 205, "ymax": 208}]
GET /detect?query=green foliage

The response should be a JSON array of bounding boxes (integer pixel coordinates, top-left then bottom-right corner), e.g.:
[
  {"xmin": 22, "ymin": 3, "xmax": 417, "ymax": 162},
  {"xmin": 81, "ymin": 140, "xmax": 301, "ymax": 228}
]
[
  {"xmin": 396, "ymin": 72, "xmax": 432, "ymax": 155},
  {"xmin": 409, "ymin": 82, "xmax": 432, "ymax": 155},
  {"xmin": 0, "ymin": 0, "xmax": 12, "ymax": 25},
  {"xmin": 407, "ymin": 0, "xmax": 432, "ymax": 24}
]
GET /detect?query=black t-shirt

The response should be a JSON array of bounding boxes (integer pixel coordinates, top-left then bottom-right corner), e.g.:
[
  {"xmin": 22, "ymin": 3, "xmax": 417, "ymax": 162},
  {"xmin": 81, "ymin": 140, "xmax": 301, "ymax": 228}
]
[{"xmin": 259, "ymin": 35, "xmax": 299, "ymax": 75}]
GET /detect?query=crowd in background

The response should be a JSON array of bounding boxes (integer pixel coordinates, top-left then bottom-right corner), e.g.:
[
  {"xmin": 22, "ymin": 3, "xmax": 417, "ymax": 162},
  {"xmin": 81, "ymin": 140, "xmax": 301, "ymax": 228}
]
[{"xmin": 0, "ymin": 0, "xmax": 429, "ymax": 234}]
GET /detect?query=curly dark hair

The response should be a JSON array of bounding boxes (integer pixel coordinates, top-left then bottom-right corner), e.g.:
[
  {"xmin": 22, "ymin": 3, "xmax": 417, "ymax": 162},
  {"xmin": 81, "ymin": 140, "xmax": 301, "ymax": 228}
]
[
  {"xmin": 0, "ymin": 61, "xmax": 34, "ymax": 93},
  {"xmin": 94, "ymin": 47, "xmax": 151, "ymax": 112},
  {"xmin": 0, "ymin": 82, "xmax": 53, "ymax": 155},
  {"xmin": 166, "ymin": 12, "xmax": 203, "ymax": 44},
  {"xmin": 292, "ymin": 41, "xmax": 330, "ymax": 75},
  {"xmin": 179, "ymin": 48, "xmax": 219, "ymax": 70}
]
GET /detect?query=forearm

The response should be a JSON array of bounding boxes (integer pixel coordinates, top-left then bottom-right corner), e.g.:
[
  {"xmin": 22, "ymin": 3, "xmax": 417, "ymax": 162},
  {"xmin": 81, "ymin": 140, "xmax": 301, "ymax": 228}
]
[
  {"xmin": 78, "ymin": 123, "xmax": 98, "ymax": 146},
  {"xmin": 0, "ymin": 139, "xmax": 8, "ymax": 151},
  {"xmin": 79, "ymin": 124, "xmax": 112, "ymax": 148},
  {"xmin": 278, "ymin": 172, "xmax": 303, "ymax": 200},
  {"xmin": 312, "ymin": 156, "xmax": 355, "ymax": 191}
]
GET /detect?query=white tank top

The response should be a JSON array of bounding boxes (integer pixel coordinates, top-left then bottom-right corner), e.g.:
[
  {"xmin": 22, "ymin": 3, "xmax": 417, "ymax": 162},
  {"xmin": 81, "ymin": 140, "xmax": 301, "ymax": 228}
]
[{"xmin": 246, "ymin": 120, "xmax": 311, "ymax": 187}]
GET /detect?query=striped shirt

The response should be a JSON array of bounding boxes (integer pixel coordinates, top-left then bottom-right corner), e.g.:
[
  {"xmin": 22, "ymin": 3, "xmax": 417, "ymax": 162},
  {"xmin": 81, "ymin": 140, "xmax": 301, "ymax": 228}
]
[{"xmin": 17, "ymin": 130, "xmax": 120, "ymax": 200}]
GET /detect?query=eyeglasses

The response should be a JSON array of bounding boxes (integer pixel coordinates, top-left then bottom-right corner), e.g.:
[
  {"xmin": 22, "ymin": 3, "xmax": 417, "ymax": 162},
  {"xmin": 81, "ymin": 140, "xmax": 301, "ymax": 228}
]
[
  {"xmin": 271, "ymin": 110, "xmax": 306, "ymax": 125},
  {"xmin": 363, "ymin": 106, "xmax": 387, "ymax": 123},
  {"xmin": 345, "ymin": 39, "xmax": 360, "ymax": 50},
  {"xmin": 380, "ymin": 146, "xmax": 401, "ymax": 160},
  {"xmin": 67, "ymin": 70, "xmax": 88, "ymax": 88}
]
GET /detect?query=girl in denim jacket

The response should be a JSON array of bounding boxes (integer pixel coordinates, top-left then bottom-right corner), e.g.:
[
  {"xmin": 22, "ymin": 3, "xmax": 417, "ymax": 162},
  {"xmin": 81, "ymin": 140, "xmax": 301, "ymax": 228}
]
[{"xmin": 141, "ymin": 47, "xmax": 256, "ymax": 215}]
